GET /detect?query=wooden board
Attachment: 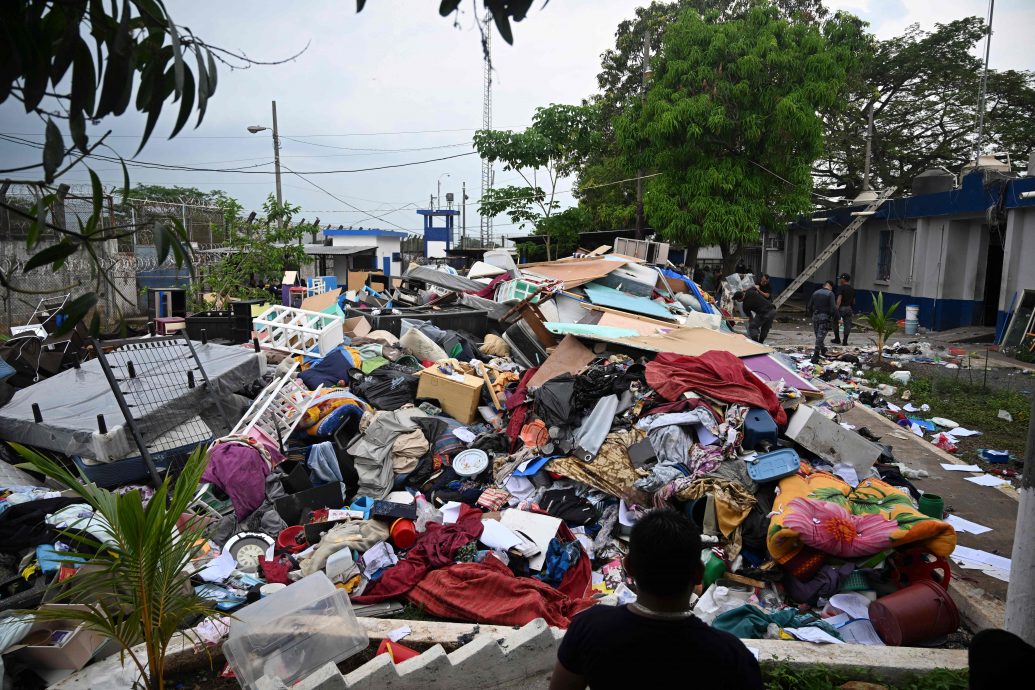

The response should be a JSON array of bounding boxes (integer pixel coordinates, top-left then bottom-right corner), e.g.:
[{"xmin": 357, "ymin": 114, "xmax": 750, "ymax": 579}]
[{"xmin": 300, "ymin": 288, "xmax": 342, "ymax": 314}]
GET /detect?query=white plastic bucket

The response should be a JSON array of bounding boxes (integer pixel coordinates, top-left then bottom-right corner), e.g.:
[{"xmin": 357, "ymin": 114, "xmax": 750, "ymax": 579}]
[{"xmin": 905, "ymin": 305, "xmax": 919, "ymax": 335}]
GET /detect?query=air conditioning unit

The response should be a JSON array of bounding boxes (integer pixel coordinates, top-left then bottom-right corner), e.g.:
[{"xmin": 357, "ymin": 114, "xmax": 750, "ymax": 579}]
[{"xmin": 764, "ymin": 235, "xmax": 786, "ymax": 251}]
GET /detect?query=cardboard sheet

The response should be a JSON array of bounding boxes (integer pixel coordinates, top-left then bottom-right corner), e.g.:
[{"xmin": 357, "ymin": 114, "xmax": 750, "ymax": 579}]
[
  {"xmin": 500, "ymin": 509, "xmax": 562, "ymax": 571},
  {"xmin": 522, "ymin": 258, "xmax": 627, "ymax": 288},
  {"xmin": 527, "ymin": 335, "xmax": 595, "ymax": 388},
  {"xmin": 626, "ymin": 327, "xmax": 771, "ymax": 358},
  {"xmin": 300, "ymin": 288, "xmax": 342, "ymax": 314},
  {"xmin": 348, "ymin": 271, "xmax": 371, "ymax": 292}
]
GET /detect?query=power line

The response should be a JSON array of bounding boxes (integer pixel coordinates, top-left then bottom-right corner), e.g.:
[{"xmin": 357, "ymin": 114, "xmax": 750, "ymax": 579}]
[
  {"xmin": 281, "ymin": 164, "xmax": 416, "ymax": 233},
  {"xmin": 278, "ymin": 137, "xmax": 471, "ymax": 152},
  {"xmin": 0, "ymin": 127, "xmax": 486, "ymax": 140}
]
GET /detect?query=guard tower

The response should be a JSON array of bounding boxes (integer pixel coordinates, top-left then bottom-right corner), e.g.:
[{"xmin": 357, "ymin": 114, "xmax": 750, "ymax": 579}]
[{"xmin": 416, "ymin": 208, "xmax": 459, "ymax": 259}]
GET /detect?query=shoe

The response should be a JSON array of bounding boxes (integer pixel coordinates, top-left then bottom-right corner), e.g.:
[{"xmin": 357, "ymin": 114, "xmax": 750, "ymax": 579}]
[{"xmin": 832, "ymin": 338, "xmax": 842, "ymax": 344}]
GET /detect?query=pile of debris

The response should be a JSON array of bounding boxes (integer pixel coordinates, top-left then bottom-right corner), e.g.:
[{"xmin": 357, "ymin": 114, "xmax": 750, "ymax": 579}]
[{"xmin": 0, "ymin": 251, "xmax": 968, "ymax": 688}]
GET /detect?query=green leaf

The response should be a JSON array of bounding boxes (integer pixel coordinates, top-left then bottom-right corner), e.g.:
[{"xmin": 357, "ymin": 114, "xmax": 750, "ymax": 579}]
[
  {"xmin": 53, "ymin": 292, "xmax": 97, "ymax": 336},
  {"xmin": 206, "ymin": 48, "xmax": 218, "ymax": 96},
  {"xmin": 120, "ymin": 157, "xmax": 131, "ymax": 203},
  {"xmin": 24, "ymin": 240, "xmax": 80, "ymax": 272},
  {"xmin": 192, "ymin": 43, "xmax": 209, "ymax": 126},
  {"xmin": 70, "ymin": 39, "xmax": 97, "ymax": 118},
  {"xmin": 69, "ymin": 110, "xmax": 88, "ymax": 152},
  {"xmin": 169, "ymin": 67, "xmax": 195, "ymax": 138},
  {"xmin": 356, "ymin": 0, "xmax": 367, "ymax": 11},
  {"xmin": 154, "ymin": 222, "xmax": 171, "ymax": 265},
  {"xmin": 89, "ymin": 168, "xmax": 104, "ymax": 220},
  {"xmin": 167, "ymin": 20, "xmax": 185, "ymax": 97},
  {"xmin": 43, "ymin": 118, "xmax": 65, "ymax": 183}
]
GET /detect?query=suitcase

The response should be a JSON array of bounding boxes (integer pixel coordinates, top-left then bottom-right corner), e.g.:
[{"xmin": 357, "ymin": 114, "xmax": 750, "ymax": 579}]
[
  {"xmin": 744, "ymin": 448, "xmax": 800, "ymax": 483},
  {"xmin": 742, "ymin": 407, "xmax": 779, "ymax": 450}
]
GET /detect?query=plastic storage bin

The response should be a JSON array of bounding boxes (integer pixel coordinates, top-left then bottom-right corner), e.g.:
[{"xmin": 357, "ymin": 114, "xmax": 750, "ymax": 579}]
[
  {"xmin": 742, "ymin": 407, "xmax": 778, "ymax": 450},
  {"xmin": 743, "ymin": 448, "xmax": 800, "ymax": 483},
  {"xmin": 222, "ymin": 572, "xmax": 367, "ymax": 690},
  {"xmin": 495, "ymin": 279, "xmax": 543, "ymax": 304}
]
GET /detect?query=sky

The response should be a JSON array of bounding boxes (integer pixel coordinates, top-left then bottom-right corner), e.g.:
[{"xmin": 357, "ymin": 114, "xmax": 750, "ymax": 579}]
[{"xmin": 1, "ymin": 0, "xmax": 1032, "ymax": 243}]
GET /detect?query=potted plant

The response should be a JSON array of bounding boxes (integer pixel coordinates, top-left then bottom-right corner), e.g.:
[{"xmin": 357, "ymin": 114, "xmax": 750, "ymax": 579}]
[
  {"xmin": 862, "ymin": 292, "xmax": 901, "ymax": 364},
  {"xmin": 13, "ymin": 444, "xmax": 216, "ymax": 690}
]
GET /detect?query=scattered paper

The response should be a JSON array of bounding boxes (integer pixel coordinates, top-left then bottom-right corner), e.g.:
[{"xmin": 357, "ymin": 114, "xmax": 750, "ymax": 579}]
[
  {"xmin": 886, "ymin": 402, "xmax": 902, "ymax": 412},
  {"xmin": 785, "ymin": 627, "xmax": 844, "ymax": 644},
  {"xmin": 440, "ymin": 501, "xmax": 463, "ymax": 525},
  {"xmin": 828, "ymin": 592, "xmax": 871, "ymax": 620},
  {"xmin": 832, "ymin": 463, "xmax": 860, "ymax": 487},
  {"xmin": 839, "ymin": 620, "xmax": 884, "ymax": 646},
  {"xmin": 695, "ymin": 424, "xmax": 719, "ymax": 446},
  {"xmin": 745, "ymin": 646, "xmax": 760, "ymax": 660},
  {"xmin": 945, "ymin": 514, "xmax": 992, "ymax": 535},
  {"xmin": 903, "ymin": 403, "xmax": 919, "ymax": 412},
  {"xmin": 452, "ymin": 427, "xmax": 477, "ymax": 443},
  {"xmin": 931, "ymin": 417, "xmax": 958, "ymax": 428},
  {"xmin": 824, "ymin": 612, "xmax": 852, "ymax": 628},
  {"xmin": 951, "ymin": 544, "xmax": 1011, "ymax": 582},
  {"xmin": 910, "ymin": 423, "xmax": 924, "ymax": 437},
  {"xmin": 361, "ymin": 541, "xmax": 398, "ymax": 578},
  {"xmin": 618, "ymin": 499, "xmax": 638, "ymax": 527},
  {"xmin": 197, "ymin": 549, "xmax": 236, "ymax": 583},
  {"xmin": 941, "ymin": 463, "xmax": 982, "ymax": 472},
  {"xmin": 479, "ymin": 519, "xmax": 524, "ymax": 551},
  {"xmin": 387, "ymin": 625, "xmax": 412, "ymax": 643},
  {"xmin": 326, "ymin": 508, "xmax": 367, "ymax": 521},
  {"xmin": 997, "ymin": 409, "xmax": 1013, "ymax": 422},
  {"xmin": 946, "ymin": 427, "xmax": 980, "ymax": 438},
  {"xmin": 193, "ymin": 616, "xmax": 232, "ymax": 645},
  {"xmin": 839, "ymin": 423, "xmax": 857, "ymax": 431},
  {"xmin": 965, "ymin": 474, "xmax": 1011, "ymax": 487},
  {"xmin": 500, "ymin": 509, "xmax": 562, "ymax": 571}
]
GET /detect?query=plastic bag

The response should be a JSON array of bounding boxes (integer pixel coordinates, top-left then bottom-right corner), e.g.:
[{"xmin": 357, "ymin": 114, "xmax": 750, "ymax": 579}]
[{"xmin": 414, "ymin": 494, "xmax": 443, "ymax": 533}]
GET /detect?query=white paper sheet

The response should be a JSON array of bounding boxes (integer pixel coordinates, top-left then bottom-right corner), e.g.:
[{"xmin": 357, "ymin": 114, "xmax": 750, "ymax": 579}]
[
  {"xmin": 361, "ymin": 541, "xmax": 398, "ymax": 578},
  {"xmin": 965, "ymin": 474, "xmax": 1010, "ymax": 487},
  {"xmin": 387, "ymin": 625, "xmax": 412, "ymax": 642},
  {"xmin": 745, "ymin": 646, "xmax": 760, "ymax": 660},
  {"xmin": 785, "ymin": 627, "xmax": 844, "ymax": 644},
  {"xmin": 839, "ymin": 620, "xmax": 885, "ymax": 645},
  {"xmin": 479, "ymin": 519, "xmax": 524, "ymax": 551},
  {"xmin": 910, "ymin": 423, "xmax": 924, "ymax": 437},
  {"xmin": 940, "ymin": 463, "xmax": 982, "ymax": 472},
  {"xmin": 500, "ymin": 509, "xmax": 562, "ymax": 571},
  {"xmin": 440, "ymin": 501, "xmax": 463, "ymax": 525},
  {"xmin": 618, "ymin": 499, "xmax": 638, "ymax": 527},
  {"xmin": 828, "ymin": 592, "xmax": 871, "ymax": 620},
  {"xmin": 903, "ymin": 403, "xmax": 919, "ymax": 412},
  {"xmin": 946, "ymin": 427, "xmax": 980, "ymax": 438},
  {"xmin": 452, "ymin": 427, "xmax": 476, "ymax": 443},
  {"xmin": 197, "ymin": 549, "xmax": 236, "ymax": 583},
  {"xmin": 885, "ymin": 402, "xmax": 902, "ymax": 412},
  {"xmin": 694, "ymin": 424, "xmax": 719, "ymax": 446},
  {"xmin": 945, "ymin": 514, "xmax": 992, "ymax": 535},
  {"xmin": 824, "ymin": 613, "xmax": 852, "ymax": 628},
  {"xmin": 951, "ymin": 545, "xmax": 1011, "ymax": 573}
]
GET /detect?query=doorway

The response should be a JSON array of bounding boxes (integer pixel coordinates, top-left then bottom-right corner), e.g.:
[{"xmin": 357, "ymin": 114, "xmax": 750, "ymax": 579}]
[
  {"xmin": 797, "ymin": 234, "xmax": 807, "ymax": 274},
  {"xmin": 982, "ymin": 229, "xmax": 1004, "ymax": 326}
]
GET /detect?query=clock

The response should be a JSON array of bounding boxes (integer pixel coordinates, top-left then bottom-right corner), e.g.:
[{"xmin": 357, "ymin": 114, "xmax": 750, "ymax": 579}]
[{"xmin": 224, "ymin": 532, "xmax": 275, "ymax": 573}]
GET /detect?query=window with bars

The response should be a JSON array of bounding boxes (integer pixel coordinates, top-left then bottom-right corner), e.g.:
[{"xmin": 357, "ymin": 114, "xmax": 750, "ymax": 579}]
[{"xmin": 877, "ymin": 229, "xmax": 893, "ymax": 281}]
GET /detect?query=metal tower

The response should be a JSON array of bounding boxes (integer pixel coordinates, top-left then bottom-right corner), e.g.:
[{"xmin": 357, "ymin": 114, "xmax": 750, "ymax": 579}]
[{"xmin": 479, "ymin": 11, "xmax": 493, "ymax": 248}]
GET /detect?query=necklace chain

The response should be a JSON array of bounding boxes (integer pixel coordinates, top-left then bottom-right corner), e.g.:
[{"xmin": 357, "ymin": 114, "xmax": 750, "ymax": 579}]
[{"xmin": 627, "ymin": 601, "xmax": 695, "ymax": 620}]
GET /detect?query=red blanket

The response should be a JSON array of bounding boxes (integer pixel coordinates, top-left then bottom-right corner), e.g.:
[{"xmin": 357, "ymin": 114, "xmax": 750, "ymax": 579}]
[
  {"xmin": 352, "ymin": 504, "xmax": 483, "ymax": 604},
  {"xmin": 645, "ymin": 350, "xmax": 786, "ymax": 425},
  {"xmin": 406, "ymin": 554, "xmax": 596, "ymax": 628}
]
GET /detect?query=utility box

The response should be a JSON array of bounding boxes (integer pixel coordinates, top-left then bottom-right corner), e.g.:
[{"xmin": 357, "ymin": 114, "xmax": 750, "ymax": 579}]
[{"xmin": 784, "ymin": 404, "xmax": 881, "ymax": 478}]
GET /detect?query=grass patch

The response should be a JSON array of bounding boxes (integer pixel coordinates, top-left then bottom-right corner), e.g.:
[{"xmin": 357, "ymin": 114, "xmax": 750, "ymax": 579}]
[
  {"xmin": 764, "ymin": 664, "xmax": 967, "ymax": 690},
  {"xmin": 864, "ymin": 370, "xmax": 1030, "ymax": 460}
]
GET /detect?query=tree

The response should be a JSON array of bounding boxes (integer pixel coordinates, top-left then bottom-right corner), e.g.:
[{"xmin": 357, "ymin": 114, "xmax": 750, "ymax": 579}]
[
  {"xmin": 14, "ymin": 444, "xmax": 215, "ymax": 690},
  {"xmin": 616, "ymin": 4, "xmax": 857, "ymax": 268},
  {"xmin": 814, "ymin": 17, "xmax": 1035, "ymax": 198},
  {"xmin": 474, "ymin": 103, "xmax": 598, "ymax": 260},
  {"xmin": 199, "ymin": 194, "xmax": 313, "ymax": 307}
]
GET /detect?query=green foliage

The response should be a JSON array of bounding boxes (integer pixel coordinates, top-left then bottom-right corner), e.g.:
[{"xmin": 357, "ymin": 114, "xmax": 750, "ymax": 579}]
[
  {"xmin": 12, "ymin": 443, "xmax": 216, "ymax": 690},
  {"xmin": 474, "ymin": 104, "xmax": 598, "ymax": 259},
  {"xmin": 616, "ymin": 4, "xmax": 858, "ymax": 258},
  {"xmin": 862, "ymin": 291, "xmax": 901, "ymax": 361},
  {"xmin": 200, "ymin": 194, "xmax": 313, "ymax": 305},
  {"xmin": 764, "ymin": 664, "xmax": 967, "ymax": 690}
]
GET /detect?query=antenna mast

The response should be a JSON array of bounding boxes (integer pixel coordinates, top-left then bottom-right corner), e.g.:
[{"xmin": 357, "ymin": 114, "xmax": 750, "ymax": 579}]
[{"xmin": 479, "ymin": 11, "xmax": 493, "ymax": 248}]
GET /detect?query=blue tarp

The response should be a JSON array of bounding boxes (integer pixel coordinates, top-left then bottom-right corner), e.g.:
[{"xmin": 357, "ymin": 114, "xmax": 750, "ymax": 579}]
[
  {"xmin": 660, "ymin": 268, "xmax": 716, "ymax": 315},
  {"xmin": 583, "ymin": 282, "xmax": 677, "ymax": 321}
]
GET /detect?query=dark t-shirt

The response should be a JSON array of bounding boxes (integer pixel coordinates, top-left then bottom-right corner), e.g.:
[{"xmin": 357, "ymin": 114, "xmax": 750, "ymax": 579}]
[
  {"xmin": 557, "ymin": 605, "xmax": 764, "ymax": 689},
  {"xmin": 741, "ymin": 288, "xmax": 773, "ymax": 318},
  {"xmin": 838, "ymin": 284, "xmax": 856, "ymax": 309}
]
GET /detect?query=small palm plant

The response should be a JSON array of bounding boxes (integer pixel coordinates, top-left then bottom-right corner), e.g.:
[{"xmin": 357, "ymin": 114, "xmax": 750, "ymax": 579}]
[
  {"xmin": 13, "ymin": 444, "xmax": 215, "ymax": 690},
  {"xmin": 862, "ymin": 292, "xmax": 901, "ymax": 364}
]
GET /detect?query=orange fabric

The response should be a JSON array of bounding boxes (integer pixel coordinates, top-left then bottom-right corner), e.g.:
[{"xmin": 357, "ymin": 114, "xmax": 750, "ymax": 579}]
[{"xmin": 767, "ymin": 472, "xmax": 956, "ymax": 564}]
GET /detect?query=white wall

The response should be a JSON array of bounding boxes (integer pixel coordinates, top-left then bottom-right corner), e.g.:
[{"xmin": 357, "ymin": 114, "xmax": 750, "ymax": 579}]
[{"xmin": 1001, "ymin": 207, "xmax": 1035, "ymax": 312}]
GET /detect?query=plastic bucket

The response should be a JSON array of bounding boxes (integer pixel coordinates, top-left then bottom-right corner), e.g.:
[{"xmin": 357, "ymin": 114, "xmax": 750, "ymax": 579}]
[
  {"xmin": 868, "ymin": 580, "xmax": 959, "ymax": 646},
  {"xmin": 277, "ymin": 525, "xmax": 308, "ymax": 553},
  {"xmin": 390, "ymin": 518, "xmax": 417, "ymax": 550},
  {"xmin": 904, "ymin": 305, "xmax": 920, "ymax": 336},
  {"xmin": 917, "ymin": 493, "xmax": 944, "ymax": 519}
]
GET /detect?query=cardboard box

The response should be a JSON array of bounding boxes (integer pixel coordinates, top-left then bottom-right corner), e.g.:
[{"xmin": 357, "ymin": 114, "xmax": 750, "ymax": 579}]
[
  {"xmin": 342, "ymin": 315, "xmax": 372, "ymax": 339},
  {"xmin": 416, "ymin": 367, "xmax": 484, "ymax": 424},
  {"xmin": 784, "ymin": 403, "xmax": 881, "ymax": 477},
  {"xmin": 7, "ymin": 605, "xmax": 106, "ymax": 671}
]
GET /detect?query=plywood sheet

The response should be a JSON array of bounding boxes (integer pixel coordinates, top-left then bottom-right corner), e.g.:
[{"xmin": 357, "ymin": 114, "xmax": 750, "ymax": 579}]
[
  {"xmin": 522, "ymin": 258, "xmax": 627, "ymax": 288},
  {"xmin": 527, "ymin": 335, "xmax": 596, "ymax": 388},
  {"xmin": 628, "ymin": 327, "xmax": 770, "ymax": 358},
  {"xmin": 597, "ymin": 311, "xmax": 677, "ymax": 336},
  {"xmin": 300, "ymin": 288, "xmax": 342, "ymax": 314}
]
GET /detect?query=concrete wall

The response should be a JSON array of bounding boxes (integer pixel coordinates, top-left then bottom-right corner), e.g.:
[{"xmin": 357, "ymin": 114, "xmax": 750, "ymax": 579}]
[{"xmin": 999, "ymin": 206, "xmax": 1035, "ymax": 335}]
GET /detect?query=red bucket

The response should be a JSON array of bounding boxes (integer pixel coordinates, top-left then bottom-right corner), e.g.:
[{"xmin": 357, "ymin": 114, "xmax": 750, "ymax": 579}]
[
  {"xmin": 276, "ymin": 525, "xmax": 308, "ymax": 553},
  {"xmin": 868, "ymin": 580, "xmax": 959, "ymax": 646},
  {"xmin": 390, "ymin": 518, "xmax": 417, "ymax": 550}
]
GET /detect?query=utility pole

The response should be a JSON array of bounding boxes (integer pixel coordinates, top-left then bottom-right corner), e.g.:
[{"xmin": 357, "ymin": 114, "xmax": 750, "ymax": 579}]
[
  {"xmin": 1006, "ymin": 390, "xmax": 1035, "ymax": 645},
  {"xmin": 974, "ymin": 0, "xmax": 995, "ymax": 162},
  {"xmin": 862, "ymin": 102, "xmax": 874, "ymax": 192},
  {"xmin": 462, "ymin": 181, "xmax": 467, "ymax": 249},
  {"xmin": 271, "ymin": 100, "xmax": 283, "ymax": 221},
  {"xmin": 635, "ymin": 29, "xmax": 651, "ymax": 240}
]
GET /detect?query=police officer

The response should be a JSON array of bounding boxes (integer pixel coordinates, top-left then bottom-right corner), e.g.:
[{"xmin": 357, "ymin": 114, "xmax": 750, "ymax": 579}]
[
  {"xmin": 833, "ymin": 273, "xmax": 855, "ymax": 346},
  {"xmin": 806, "ymin": 280, "xmax": 838, "ymax": 361}
]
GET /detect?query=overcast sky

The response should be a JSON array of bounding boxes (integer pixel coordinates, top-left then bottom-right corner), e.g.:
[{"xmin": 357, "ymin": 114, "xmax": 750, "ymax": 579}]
[{"xmin": 1, "ymin": 0, "xmax": 1031, "ymax": 242}]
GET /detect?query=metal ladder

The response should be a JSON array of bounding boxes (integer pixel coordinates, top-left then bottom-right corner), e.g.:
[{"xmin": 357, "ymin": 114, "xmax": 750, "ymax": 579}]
[{"xmin": 772, "ymin": 187, "xmax": 896, "ymax": 309}]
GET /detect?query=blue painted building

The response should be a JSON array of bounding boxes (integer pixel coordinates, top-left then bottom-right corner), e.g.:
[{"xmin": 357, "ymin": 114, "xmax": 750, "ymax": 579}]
[
  {"xmin": 764, "ymin": 170, "xmax": 1035, "ymax": 332},
  {"xmin": 321, "ymin": 227, "xmax": 408, "ymax": 281}
]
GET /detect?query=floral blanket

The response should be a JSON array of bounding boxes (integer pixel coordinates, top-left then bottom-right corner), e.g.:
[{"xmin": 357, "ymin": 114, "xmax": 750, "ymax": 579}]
[{"xmin": 767, "ymin": 472, "xmax": 956, "ymax": 565}]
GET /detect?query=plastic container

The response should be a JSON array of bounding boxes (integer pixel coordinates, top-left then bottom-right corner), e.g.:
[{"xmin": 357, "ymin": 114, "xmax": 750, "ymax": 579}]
[
  {"xmin": 495, "ymin": 279, "xmax": 543, "ymax": 304},
  {"xmin": 223, "ymin": 572, "xmax": 368, "ymax": 690},
  {"xmin": 917, "ymin": 493, "xmax": 944, "ymax": 519},
  {"xmin": 390, "ymin": 518, "xmax": 417, "ymax": 550},
  {"xmin": 868, "ymin": 580, "xmax": 959, "ymax": 646},
  {"xmin": 744, "ymin": 448, "xmax": 801, "ymax": 483},
  {"xmin": 905, "ymin": 305, "xmax": 920, "ymax": 336},
  {"xmin": 742, "ymin": 408, "xmax": 778, "ymax": 450}
]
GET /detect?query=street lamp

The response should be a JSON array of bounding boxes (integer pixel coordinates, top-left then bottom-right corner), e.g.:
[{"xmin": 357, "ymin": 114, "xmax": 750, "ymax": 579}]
[
  {"xmin": 437, "ymin": 173, "xmax": 451, "ymax": 210},
  {"xmin": 247, "ymin": 100, "xmax": 284, "ymax": 222}
]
